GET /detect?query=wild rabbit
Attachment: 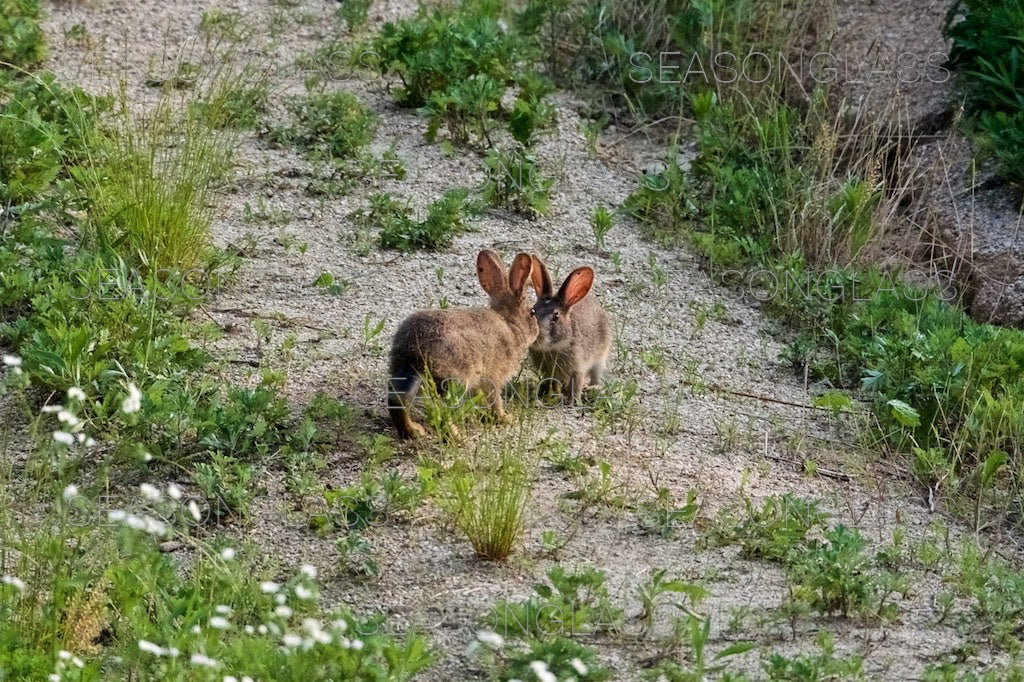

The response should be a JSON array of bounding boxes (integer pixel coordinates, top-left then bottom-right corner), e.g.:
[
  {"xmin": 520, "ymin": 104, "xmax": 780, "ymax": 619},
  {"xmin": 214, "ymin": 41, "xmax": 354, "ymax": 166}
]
[
  {"xmin": 387, "ymin": 250, "xmax": 538, "ymax": 438},
  {"xmin": 529, "ymin": 254, "xmax": 612, "ymax": 406}
]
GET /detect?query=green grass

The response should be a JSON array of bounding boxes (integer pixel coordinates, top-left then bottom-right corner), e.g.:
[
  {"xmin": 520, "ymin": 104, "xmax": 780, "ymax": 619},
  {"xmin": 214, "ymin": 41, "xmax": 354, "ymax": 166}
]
[
  {"xmin": 625, "ymin": 80, "xmax": 1024, "ymax": 529},
  {"xmin": 442, "ymin": 431, "xmax": 538, "ymax": 560}
]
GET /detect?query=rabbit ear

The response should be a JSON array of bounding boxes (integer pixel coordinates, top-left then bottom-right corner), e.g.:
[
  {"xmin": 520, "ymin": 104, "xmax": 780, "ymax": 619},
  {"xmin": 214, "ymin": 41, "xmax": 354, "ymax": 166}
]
[
  {"xmin": 557, "ymin": 267, "xmax": 594, "ymax": 307},
  {"xmin": 530, "ymin": 254, "xmax": 554, "ymax": 297},
  {"xmin": 508, "ymin": 253, "xmax": 533, "ymax": 297},
  {"xmin": 477, "ymin": 250, "xmax": 508, "ymax": 295}
]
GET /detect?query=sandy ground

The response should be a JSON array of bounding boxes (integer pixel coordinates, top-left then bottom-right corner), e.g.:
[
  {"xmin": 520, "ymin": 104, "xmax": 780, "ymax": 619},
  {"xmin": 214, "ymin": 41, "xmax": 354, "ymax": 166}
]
[{"xmin": 25, "ymin": 0, "xmax": 1021, "ymax": 678}]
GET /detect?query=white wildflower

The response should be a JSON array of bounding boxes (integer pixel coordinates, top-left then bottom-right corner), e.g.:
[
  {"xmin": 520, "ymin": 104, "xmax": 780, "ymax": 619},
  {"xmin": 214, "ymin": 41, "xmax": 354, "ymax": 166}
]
[
  {"xmin": 275, "ymin": 593, "xmax": 286, "ymax": 605},
  {"xmin": 53, "ymin": 431, "xmax": 74, "ymax": 446},
  {"xmin": 220, "ymin": 547, "xmax": 236, "ymax": 560},
  {"xmin": 58, "ymin": 650, "xmax": 71, "ymax": 660},
  {"xmin": 190, "ymin": 653, "xmax": 218, "ymax": 667},
  {"xmin": 121, "ymin": 382, "xmax": 142, "ymax": 414},
  {"xmin": 2, "ymin": 355, "xmax": 21, "ymax": 367},
  {"xmin": 188, "ymin": 501, "xmax": 201, "ymax": 521},
  {"xmin": 350, "ymin": 639, "xmax": 364, "ymax": 651},
  {"xmin": 477, "ymin": 630, "xmax": 504, "ymax": 648},
  {"xmin": 72, "ymin": 656, "xmax": 84, "ymax": 668},
  {"xmin": 274, "ymin": 605, "xmax": 293, "ymax": 618},
  {"xmin": 42, "ymin": 405, "xmax": 61, "ymax": 413},
  {"xmin": 282, "ymin": 633, "xmax": 301, "ymax": 647},
  {"xmin": 260, "ymin": 581, "xmax": 279, "ymax": 594},
  {"xmin": 294, "ymin": 584, "xmax": 312, "ymax": 600},
  {"xmin": 62, "ymin": 484, "xmax": 78, "ymax": 501},
  {"xmin": 57, "ymin": 410, "xmax": 80, "ymax": 428},
  {"xmin": 138, "ymin": 640, "xmax": 167, "ymax": 656},
  {"xmin": 209, "ymin": 616, "xmax": 230, "ymax": 629},
  {"xmin": 2, "ymin": 575, "xmax": 25, "ymax": 591},
  {"xmin": 67, "ymin": 387, "xmax": 85, "ymax": 402},
  {"xmin": 215, "ymin": 604, "xmax": 232, "ymax": 614},
  {"xmin": 244, "ymin": 625, "xmax": 255, "ymax": 635},
  {"xmin": 139, "ymin": 483, "xmax": 161, "ymax": 501},
  {"xmin": 570, "ymin": 657, "xmax": 588, "ymax": 675},
  {"xmin": 529, "ymin": 660, "xmax": 556, "ymax": 682},
  {"xmin": 299, "ymin": 564, "xmax": 317, "ymax": 580},
  {"xmin": 166, "ymin": 482, "xmax": 182, "ymax": 500}
]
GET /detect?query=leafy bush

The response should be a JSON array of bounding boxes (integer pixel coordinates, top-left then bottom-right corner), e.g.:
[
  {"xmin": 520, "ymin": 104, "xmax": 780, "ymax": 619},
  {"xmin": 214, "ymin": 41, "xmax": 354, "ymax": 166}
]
[
  {"xmin": 514, "ymin": 0, "xmax": 808, "ymax": 119},
  {"xmin": 787, "ymin": 525, "xmax": 907, "ymax": 621},
  {"xmin": 268, "ymin": 91, "xmax": 376, "ymax": 161},
  {"xmin": 944, "ymin": 0, "xmax": 1024, "ymax": 185},
  {"xmin": 706, "ymin": 495, "xmax": 830, "ymax": 562},
  {"xmin": 371, "ymin": 0, "xmax": 553, "ymax": 146},
  {"xmin": 0, "ymin": 71, "xmax": 108, "ymax": 206},
  {"xmin": 0, "ymin": 0, "xmax": 46, "ymax": 69},
  {"xmin": 357, "ymin": 188, "xmax": 481, "ymax": 252},
  {"xmin": 491, "ymin": 564, "xmax": 623, "ymax": 638}
]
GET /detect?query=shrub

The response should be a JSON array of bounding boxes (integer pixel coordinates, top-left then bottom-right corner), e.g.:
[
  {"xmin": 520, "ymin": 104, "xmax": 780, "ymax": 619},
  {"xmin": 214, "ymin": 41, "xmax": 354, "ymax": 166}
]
[
  {"xmin": 371, "ymin": 0, "xmax": 553, "ymax": 146},
  {"xmin": 944, "ymin": 0, "xmax": 1024, "ymax": 185},
  {"xmin": 706, "ymin": 495, "xmax": 830, "ymax": 563},
  {"xmin": 268, "ymin": 91, "xmax": 376, "ymax": 161},
  {"xmin": 358, "ymin": 188, "xmax": 481, "ymax": 252},
  {"xmin": 0, "ymin": 71, "xmax": 107, "ymax": 206},
  {"xmin": 0, "ymin": 0, "xmax": 46, "ymax": 69}
]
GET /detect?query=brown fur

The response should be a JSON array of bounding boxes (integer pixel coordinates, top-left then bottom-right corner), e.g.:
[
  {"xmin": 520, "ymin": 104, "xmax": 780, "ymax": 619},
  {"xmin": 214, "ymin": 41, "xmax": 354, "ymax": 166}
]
[
  {"xmin": 388, "ymin": 250, "xmax": 538, "ymax": 438},
  {"xmin": 528, "ymin": 254, "xmax": 613, "ymax": 405}
]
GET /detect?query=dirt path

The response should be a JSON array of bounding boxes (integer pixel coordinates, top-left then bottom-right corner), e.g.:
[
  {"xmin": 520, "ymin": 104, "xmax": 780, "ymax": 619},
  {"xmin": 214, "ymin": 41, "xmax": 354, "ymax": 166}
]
[{"xmin": 37, "ymin": 0, "xmax": 1008, "ymax": 678}]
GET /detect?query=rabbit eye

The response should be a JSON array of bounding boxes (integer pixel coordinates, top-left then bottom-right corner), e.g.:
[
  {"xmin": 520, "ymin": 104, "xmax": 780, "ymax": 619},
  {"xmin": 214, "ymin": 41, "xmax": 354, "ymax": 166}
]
[{"xmin": 552, "ymin": 312, "xmax": 559, "ymax": 321}]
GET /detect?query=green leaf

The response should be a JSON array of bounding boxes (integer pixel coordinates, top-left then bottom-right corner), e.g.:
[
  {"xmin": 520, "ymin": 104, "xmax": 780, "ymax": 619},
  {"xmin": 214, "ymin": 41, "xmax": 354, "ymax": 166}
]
[{"xmin": 886, "ymin": 399, "xmax": 920, "ymax": 428}]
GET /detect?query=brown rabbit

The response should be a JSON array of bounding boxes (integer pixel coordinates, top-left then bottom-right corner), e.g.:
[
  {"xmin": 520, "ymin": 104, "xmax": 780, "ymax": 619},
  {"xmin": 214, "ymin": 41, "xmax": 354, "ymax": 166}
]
[
  {"xmin": 529, "ymin": 254, "xmax": 612, "ymax": 406},
  {"xmin": 387, "ymin": 250, "xmax": 538, "ymax": 438}
]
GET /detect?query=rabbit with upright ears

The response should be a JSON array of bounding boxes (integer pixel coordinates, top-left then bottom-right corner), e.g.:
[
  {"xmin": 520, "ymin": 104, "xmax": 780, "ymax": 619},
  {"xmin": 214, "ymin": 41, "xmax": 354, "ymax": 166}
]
[
  {"xmin": 387, "ymin": 250, "xmax": 538, "ymax": 438},
  {"xmin": 528, "ymin": 253, "xmax": 612, "ymax": 406}
]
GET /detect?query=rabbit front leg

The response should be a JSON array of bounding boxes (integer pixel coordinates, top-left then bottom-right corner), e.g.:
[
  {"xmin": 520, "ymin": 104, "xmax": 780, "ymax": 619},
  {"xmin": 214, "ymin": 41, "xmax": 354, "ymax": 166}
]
[
  {"xmin": 564, "ymin": 371, "xmax": 587, "ymax": 407},
  {"xmin": 476, "ymin": 376, "xmax": 511, "ymax": 424}
]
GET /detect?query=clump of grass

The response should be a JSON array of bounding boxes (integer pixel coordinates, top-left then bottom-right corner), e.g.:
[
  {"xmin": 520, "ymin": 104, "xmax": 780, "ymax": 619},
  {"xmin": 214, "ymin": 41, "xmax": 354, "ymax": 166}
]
[
  {"xmin": 590, "ymin": 204, "xmax": 613, "ymax": 250},
  {"xmin": 480, "ymin": 145, "xmax": 552, "ymax": 218},
  {"xmin": 268, "ymin": 91, "xmax": 376, "ymax": 161},
  {"xmin": 79, "ymin": 82, "xmax": 235, "ymax": 272},
  {"xmin": 442, "ymin": 433, "xmax": 537, "ymax": 560}
]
